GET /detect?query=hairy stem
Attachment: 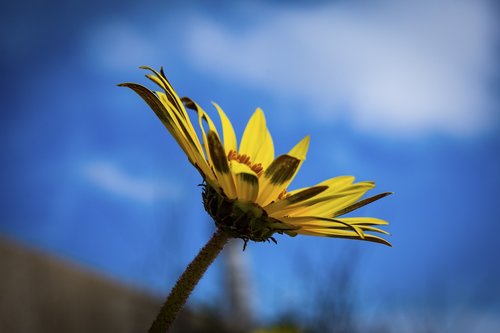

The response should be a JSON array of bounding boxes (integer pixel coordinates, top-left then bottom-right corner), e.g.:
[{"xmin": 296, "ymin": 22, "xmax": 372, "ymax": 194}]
[{"xmin": 149, "ymin": 228, "xmax": 230, "ymax": 333}]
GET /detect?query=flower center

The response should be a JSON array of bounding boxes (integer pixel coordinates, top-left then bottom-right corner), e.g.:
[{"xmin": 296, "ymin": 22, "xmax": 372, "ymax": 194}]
[{"xmin": 227, "ymin": 150, "xmax": 264, "ymax": 176}]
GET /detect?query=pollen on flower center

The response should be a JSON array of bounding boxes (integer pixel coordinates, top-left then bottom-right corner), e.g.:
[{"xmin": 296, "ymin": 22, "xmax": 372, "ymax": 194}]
[
  {"xmin": 227, "ymin": 150, "xmax": 264, "ymax": 176},
  {"xmin": 278, "ymin": 189, "xmax": 289, "ymax": 200}
]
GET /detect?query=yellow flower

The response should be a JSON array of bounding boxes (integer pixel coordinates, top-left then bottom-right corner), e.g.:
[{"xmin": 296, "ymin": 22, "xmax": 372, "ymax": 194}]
[{"xmin": 120, "ymin": 67, "xmax": 392, "ymax": 247}]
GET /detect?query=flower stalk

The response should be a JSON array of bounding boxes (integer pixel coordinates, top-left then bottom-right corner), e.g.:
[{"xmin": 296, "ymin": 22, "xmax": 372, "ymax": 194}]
[{"xmin": 149, "ymin": 228, "xmax": 230, "ymax": 333}]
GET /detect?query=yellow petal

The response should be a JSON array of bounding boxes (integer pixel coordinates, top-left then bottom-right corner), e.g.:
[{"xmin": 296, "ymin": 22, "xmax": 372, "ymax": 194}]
[
  {"xmin": 207, "ymin": 131, "xmax": 237, "ymax": 198},
  {"xmin": 257, "ymin": 154, "xmax": 302, "ymax": 206},
  {"xmin": 357, "ymin": 225, "xmax": 390, "ymax": 235},
  {"xmin": 286, "ymin": 175, "xmax": 355, "ymax": 197},
  {"xmin": 295, "ymin": 228, "xmax": 391, "ymax": 246},
  {"xmin": 253, "ymin": 127, "xmax": 274, "ymax": 169},
  {"xmin": 258, "ymin": 135, "xmax": 309, "ymax": 206},
  {"xmin": 230, "ymin": 162, "xmax": 259, "ymax": 202},
  {"xmin": 156, "ymin": 91, "xmax": 217, "ymax": 181},
  {"xmin": 269, "ymin": 182, "xmax": 374, "ymax": 218},
  {"xmin": 118, "ymin": 83, "xmax": 214, "ymax": 181},
  {"xmin": 145, "ymin": 73, "xmax": 168, "ymax": 92},
  {"xmin": 288, "ymin": 135, "xmax": 310, "ymax": 160},
  {"xmin": 141, "ymin": 67, "xmax": 195, "ymax": 126},
  {"xmin": 337, "ymin": 217, "xmax": 389, "ymax": 225},
  {"xmin": 333, "ymin": 192, "xmax": 392, "ymax": 217},
  {"xmin": 317, "ymin": 176, "xmax": 356, "ymax": 192},
  {"xmin": 181, "ymin": 96, "xmax": 220, "ymax": 163},
  {"xmin": 302, "ymin": 227, "xmax": 365, "ymax": 239},
  {"xmin": 147, "ymin": 67, "xmax": 206, "ymax": 159},
  {"xmin": 282, "ymin": 216, "xmax": 389, "ymax": 235},
  {"xmin": 122, "ymin": 67, "xmax": 214, "ymax": 181},
  {"xmin": 239, "ymin": 108, "xmax": 267, "ymax": 161},
  {"xmin": 182, "ymin": 97, "xmax": 220, "ymax": 135},
  {"xmin": 279, "ymin": 216, "xmax": 365, "ymax": 238},
  {"xmin": 213, "ymin": 102, "xmax": 237, "ymax": 153},
  {"xmin": 283, "ymin": 183, "xmax": 375, "ymax": 217},
  {"xmin": 156, "ymin": 92, "xmax": 206, "ymax": 156},
  {"xmin": 264, "ymin": 185, "xmax": 328, "ymax": 214},
  {"xmin": 258, "ymin": 136, "xmax": 309, "ymax": 202}
]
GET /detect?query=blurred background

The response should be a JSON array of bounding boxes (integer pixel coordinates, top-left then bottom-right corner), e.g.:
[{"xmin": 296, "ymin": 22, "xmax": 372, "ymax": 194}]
[{"xmin": 1, "ymin": 0, "xmax": 499, "ymax": 332}]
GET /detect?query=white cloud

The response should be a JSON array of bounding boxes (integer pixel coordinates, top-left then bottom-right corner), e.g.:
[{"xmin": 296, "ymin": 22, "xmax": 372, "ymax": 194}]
[
  {"xmin": 185, "ymin": 0, "xmax": 498, "ymax": 137},
  {"xmin": 81, "ymin": 161, "xmax": 183, "ymax": 203},
  {"xmin": 83, "ymin": 21, "xmax": 162, "ymax": 72}
]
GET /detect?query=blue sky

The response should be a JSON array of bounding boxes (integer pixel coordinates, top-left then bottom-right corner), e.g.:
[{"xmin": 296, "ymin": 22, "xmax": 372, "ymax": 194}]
[{"xmin": 1, "ymin": 0, "xmax": 499, "ymax": 330}]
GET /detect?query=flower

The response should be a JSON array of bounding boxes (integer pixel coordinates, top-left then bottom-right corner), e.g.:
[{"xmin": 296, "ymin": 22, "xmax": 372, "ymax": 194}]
[{"xmin": 120, "ymin": 67, "xmax": 392, "ymax": 247}]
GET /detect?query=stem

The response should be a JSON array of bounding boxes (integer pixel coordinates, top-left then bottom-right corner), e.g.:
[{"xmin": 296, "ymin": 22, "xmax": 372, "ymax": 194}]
[{"xmin": 149, "ymin": 228, "xmax": 230, "ymax": 333}]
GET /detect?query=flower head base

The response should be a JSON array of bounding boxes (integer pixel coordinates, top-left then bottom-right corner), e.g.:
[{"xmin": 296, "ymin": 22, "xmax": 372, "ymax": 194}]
[
  {"xmin": 202, "ymin": 183, "xmax": 298, "ymax": 247},
  {"xmin": 120, "ymin": 67, "xmax": 392, "ymax": 247}
]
